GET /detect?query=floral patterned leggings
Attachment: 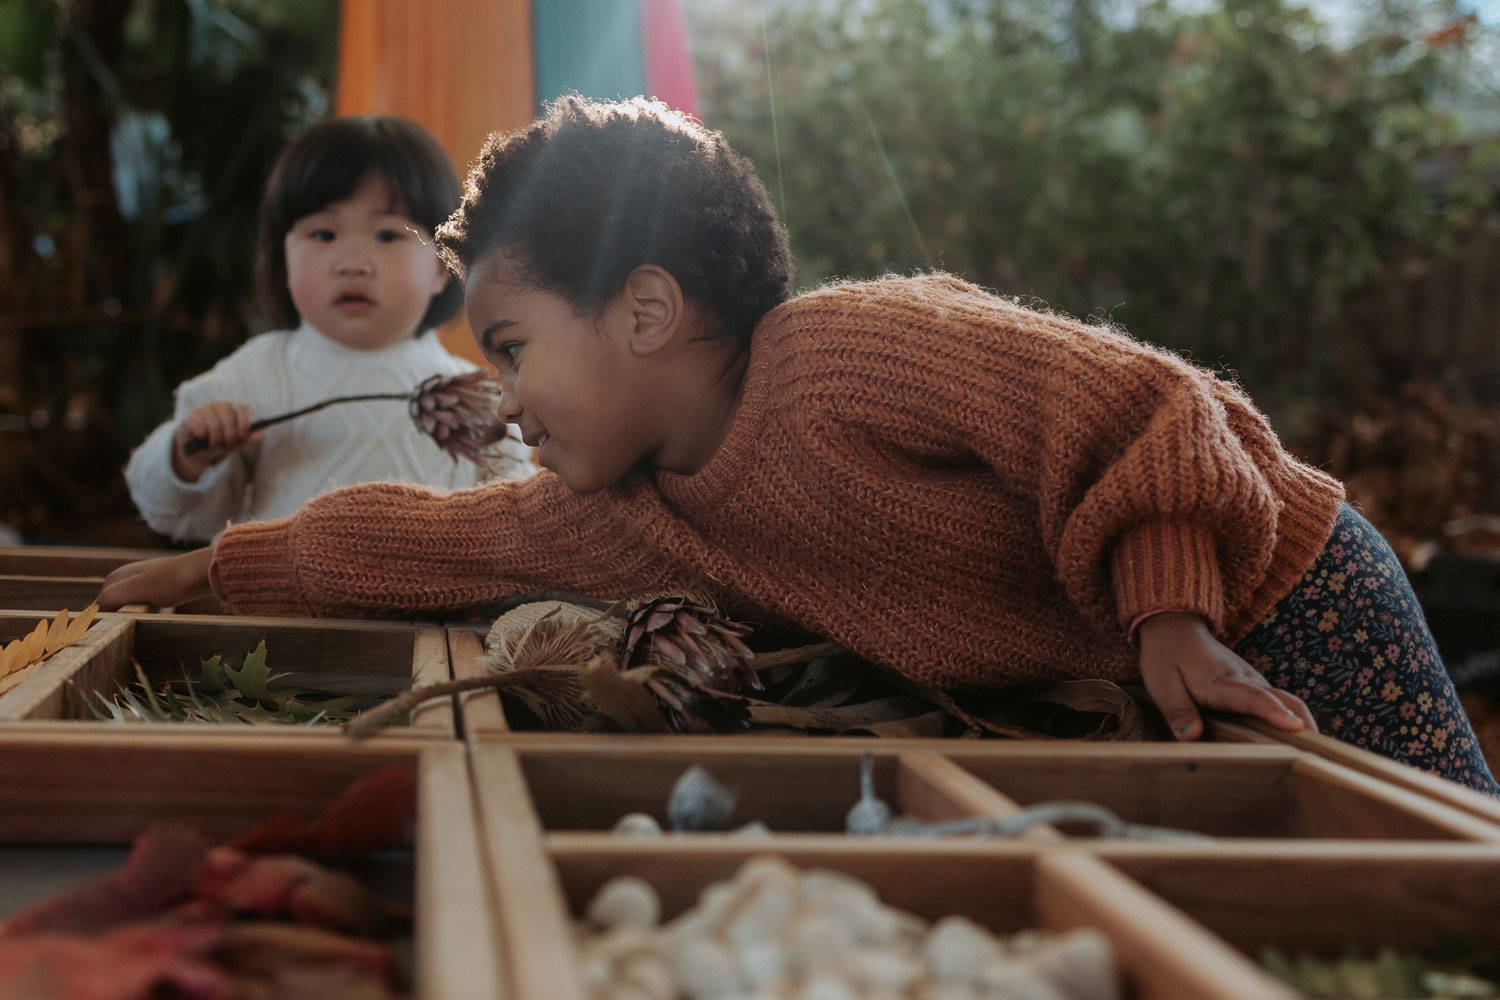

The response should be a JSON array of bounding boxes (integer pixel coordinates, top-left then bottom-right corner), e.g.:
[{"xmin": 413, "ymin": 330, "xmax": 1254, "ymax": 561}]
[{"xmin": 1235, "ymin": 504, "xmax": 1499, "ymax": 797}]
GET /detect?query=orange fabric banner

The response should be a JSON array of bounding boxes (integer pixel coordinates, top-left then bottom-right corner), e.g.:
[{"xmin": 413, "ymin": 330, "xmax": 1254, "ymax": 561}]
[{"xmin": 336, "ymin": 0, "xmax": 536, "ymax": 362}]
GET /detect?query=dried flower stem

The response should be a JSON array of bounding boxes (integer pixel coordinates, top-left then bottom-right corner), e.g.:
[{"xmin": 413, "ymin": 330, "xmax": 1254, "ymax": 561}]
[
  {"xmin": 344, "ymin": 667, "xmax": 561, "ymax": 740},
  {"xmin": 184, "ymin": 393, "xmax": 407, "ymax": 455},
  {"xmin": 749, "ymin": 641, "xmax": 845, "ymax": 672}
]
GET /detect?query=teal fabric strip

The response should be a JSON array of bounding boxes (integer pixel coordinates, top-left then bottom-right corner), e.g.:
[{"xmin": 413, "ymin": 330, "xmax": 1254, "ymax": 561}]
[{"xmin": 533, "ymin": 0, "xmax": 647, "ymax": 109}]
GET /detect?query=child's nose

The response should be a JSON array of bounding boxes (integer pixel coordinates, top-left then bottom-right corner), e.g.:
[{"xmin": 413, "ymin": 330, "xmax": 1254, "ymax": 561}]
[
  {"xmin": 335, "ymin": 254, "xmax": 373, "ymax": 276},
  {"xmin": 497, "ymin": 379, "xmax": 522, "ymax": 422}
]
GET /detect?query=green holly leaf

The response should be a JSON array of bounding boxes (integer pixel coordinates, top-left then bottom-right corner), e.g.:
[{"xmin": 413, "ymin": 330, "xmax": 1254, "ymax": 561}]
[
  {"xmin": 198, "ymin": 653, "xmax": 228, "ymax": 692},
  {"xmin": 223, "ymin": 640, "xmax": 280, "ymax": 705}
]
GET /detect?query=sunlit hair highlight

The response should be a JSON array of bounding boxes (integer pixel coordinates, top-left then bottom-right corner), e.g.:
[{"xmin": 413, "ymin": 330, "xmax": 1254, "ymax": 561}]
[{"xmin": 437, "ymin": 96, "xmax": 792, "ymax": 346}]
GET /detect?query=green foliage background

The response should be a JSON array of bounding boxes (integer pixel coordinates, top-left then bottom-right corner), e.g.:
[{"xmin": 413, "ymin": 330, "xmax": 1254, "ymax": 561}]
[{"xmin": 688, "ymin": 0, "xmax": 1500, "ymax": 427}]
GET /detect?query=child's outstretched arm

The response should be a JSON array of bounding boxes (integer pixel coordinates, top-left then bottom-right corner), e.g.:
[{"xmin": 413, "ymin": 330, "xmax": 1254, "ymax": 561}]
[
  {"xmin": 1136, "ymin": 611, "xmax": 1317, "ymax": 739},
  {"xmin": 98, "ymin": 547, "xmax": 215, "ymax": 611}
]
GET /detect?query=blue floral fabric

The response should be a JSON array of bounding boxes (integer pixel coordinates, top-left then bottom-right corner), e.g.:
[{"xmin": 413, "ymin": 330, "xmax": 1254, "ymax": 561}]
[{"xmin": 1235, "ymin": 504, "xmax": 1499, "ymax": 796}]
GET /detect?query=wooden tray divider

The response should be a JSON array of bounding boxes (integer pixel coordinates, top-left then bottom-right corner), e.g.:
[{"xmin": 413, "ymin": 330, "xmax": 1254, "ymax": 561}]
[
  {"xmin": 0, "ymin": 611, "xmax": 134, "ymax": 719},
  {"xmin": 1034, "ymin": 852, "xmax": 1298, "ymax": 999},
  {"xmin": 1097, "ymin": 845, "xmax": 1500, "ymax": 974},
  {"xmin": 448, "ymin": 626, "xmax": 509, "ymax": 735},
  {"xmin": 469, "ymin": 746, "xmax": 585, "ymax": 1000},
  {"xmin": 1211, "ymin": 714, "xmax": 1500, "ymax": 831},
  {"xmin": 416, "ymin": 741, "xmax": 508, "ymax": 1000},
  {"xmin": 894, "ymin": 750, "xmax": 1066, "ymax": 841},
  {"xmin": 407, "ymin": 626, "xmax": 457, "ymax": 735},
  {"xmin": 0, "ymin": 545, "xmax": 172, "ymax": 577},
  {"xmin": 1288, "ymin": 755, "xmax": 1500, "ymax": 841}
]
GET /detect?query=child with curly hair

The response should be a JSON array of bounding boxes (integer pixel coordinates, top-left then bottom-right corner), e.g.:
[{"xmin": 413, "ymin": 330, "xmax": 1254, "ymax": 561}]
[{"xmin": 104, "ymin": 97, "xmax": 1496, "ymax": 795}]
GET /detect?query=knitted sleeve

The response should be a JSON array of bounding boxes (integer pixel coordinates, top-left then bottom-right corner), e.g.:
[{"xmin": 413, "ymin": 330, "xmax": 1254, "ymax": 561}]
[{"xmin": 209, "ymin": 473, "xmax": 671, "ymax": 618}]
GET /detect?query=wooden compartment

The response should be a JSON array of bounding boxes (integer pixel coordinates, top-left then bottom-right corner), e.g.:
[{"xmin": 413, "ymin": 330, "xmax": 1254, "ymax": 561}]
[
  {"xmin": 0, "ymin": 729, "xmax": 502, "ymax": 1000},
  {"xmin": 1101, "ymin": 843, "xmax": 1500, "ymax": 999},
  {"xmin": 942, "ymin": 742, "xmax": 1500, "ymax": 841},
  {"xmin": 0, "ymin": 545, "xmax": 222, "ymax": 613},
  {"xmin": 485, "ymin": 738, "xmax": 1500, "ymax": 842},
  {"xmin": 466, "ymin": 737, "xmax": 1298, "ymax": 1000},
  {"xmin": 1210, "ymin": 713, "xmax": 1500, "ymax": 835},
  {"xmin": 0, "ymin": 611, "xmax": 456, "ymax": 735}
]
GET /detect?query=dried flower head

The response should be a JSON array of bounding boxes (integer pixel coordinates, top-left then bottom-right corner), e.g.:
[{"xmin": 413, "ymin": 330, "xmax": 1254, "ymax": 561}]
[{"xmin": 408, "ymin": 371, "xmax": 526, "ymax": 475}]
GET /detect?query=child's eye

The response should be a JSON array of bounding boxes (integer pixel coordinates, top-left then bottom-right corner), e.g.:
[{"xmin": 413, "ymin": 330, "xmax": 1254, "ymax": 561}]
[
  {"xmin": 495, "ymin": 342, "xmax": 521, "ymax": 367},
  {"xmin": 376, "ymin": 228, "xmax": 405, "ymax": 243},
  {"xmin": 308, "ymin": 228, "xmax": 336, "ymax": 242}
]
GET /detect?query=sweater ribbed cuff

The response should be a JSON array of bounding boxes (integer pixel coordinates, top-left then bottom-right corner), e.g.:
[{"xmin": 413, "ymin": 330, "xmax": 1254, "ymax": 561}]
[
  {"xmin": 209, "ymin": 518, "xmax": 311, "ymax": 616},
  {"xmin": 1111, "ymin": 521, "xmax": 1225, "ymax": 634}
]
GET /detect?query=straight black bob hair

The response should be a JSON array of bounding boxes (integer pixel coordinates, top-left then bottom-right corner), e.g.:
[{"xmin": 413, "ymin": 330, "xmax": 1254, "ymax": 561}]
[{"xmin": 256, "ymin": 116, "xmax": 463, "ymax": 333}]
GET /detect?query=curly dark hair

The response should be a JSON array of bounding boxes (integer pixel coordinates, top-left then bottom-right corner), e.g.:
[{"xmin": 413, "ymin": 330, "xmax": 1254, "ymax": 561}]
[
  {"xmin": 256, "ymin": 116, "xmax": 463, "ymax": 333},
  {"xmin": 436, "ymin": 96, "xmax": 792, "ymax": 345}
]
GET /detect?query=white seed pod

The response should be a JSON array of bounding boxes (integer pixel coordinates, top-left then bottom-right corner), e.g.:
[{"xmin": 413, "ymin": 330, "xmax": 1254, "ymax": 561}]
[
  {"xmin": 785, "ymin": 910, "xmax": 858, "ymax": 977},
  {"xmin": 736, "ymin": 855, "xmax": 801, "ymax": 890},
  {"xmin": 844, "ymin": 897, "xmax": 911, "ymax": 946},
  {"xmin": 922, "ymin": 916, "xmax": 1002, "ymax": 983},
  {"xmin": 584, "ymin": 925, "xmax": 655, "ymax": 964},
  {"xmin": 587, "ymin": 876, "xmax": 663, "ymax": 930},
  {"xmin": 798, "ymin": 870, "xmax": 881, "ymax": 914},
  {"xmin": 737, "ymin": 939, "xmax": 788, "ymax": 989},
  {"xmin": 848, "ymin": 947, "xmax": 923, "ymax": 992},
  {"xmin": 613, "ymin": 812, "xmax": 665, "ymax": 837},
  {"xmin": 618, "ymin": 952, "xmax": 678, "ymax": 1000},
  {"xmin": 668, "ymin": 765, "xmax": 738, "ymax": 832},
  {"xmin": 978, "ymin": 959, "xmax": 1068, "ymax": 1000},
  {"xmin": 730, "ymin": 820, "xmax": 774, "ymax": 839},
  {"xmin": 669, "ymin": 936, "xmax": 741, "ymax": 999},
  {"xmin": 796, "ymin": 972, "xmax": 859, "ymax": 1000},
  {"xmin": 723, "ymin": 878, "xmax": 798, "ymax": 949},
  {"xmin": 695, "ymin": 881, "xmax": 739, "ymax": 928},
  {"xmin": 1027, "ymin": 928, "xmax": 1120, "ymax": 1000}
]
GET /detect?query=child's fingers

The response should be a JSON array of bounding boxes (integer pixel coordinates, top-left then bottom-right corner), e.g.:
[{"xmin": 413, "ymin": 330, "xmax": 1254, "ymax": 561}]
[
  {"xmin": 1199, "ymin": 673, "xmax": 1307, "ymax": 732},
  {"xmin": 1268, "ymin": 686, "xmax": 1319, "ymax": 733},
  {"xmin": 1141, "ymin": 667, "xmax": 1204, "ymax": 741}
]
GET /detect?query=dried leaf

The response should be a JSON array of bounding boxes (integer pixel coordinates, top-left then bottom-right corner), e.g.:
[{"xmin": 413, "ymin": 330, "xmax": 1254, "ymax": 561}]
[
  {"xmin": 0, "ymin": 603, "xmax": 100, "ymax": 685},
  {"xmin": 580, "ymin": 656, "xmax": 672, "ymax": 732}
]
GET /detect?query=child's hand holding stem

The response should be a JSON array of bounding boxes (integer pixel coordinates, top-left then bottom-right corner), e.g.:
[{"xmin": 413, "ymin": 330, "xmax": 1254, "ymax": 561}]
[
  {"xmin": 98, "ymin": 547, "xmax": 215, "ymax": 611},
  {"xmin": 1137, "ymin": 611, "xmax": 1318, "ymax": 740},
  {"xmin": 172, "ymin": 402, "xmax": 265, "ymax": 482}
]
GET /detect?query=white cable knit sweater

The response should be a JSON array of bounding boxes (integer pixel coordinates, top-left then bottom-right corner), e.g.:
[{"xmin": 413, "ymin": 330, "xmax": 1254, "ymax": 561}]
[{"xmin": 125, "ymin": 323, "xmax": 535, "ymax": 542}]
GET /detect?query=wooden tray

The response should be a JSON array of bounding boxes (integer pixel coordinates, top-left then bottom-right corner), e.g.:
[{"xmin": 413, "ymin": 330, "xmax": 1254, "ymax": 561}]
[
  {"xmin": 0, "ymin": 729, "xmax": 502, "ymax": 1000},
  {"xmin": 0, "ymin": 611, "xmax": 456, "ymax": 735},
  {"xmin": 1101, "ymin": 842, "xmax": 1500, "ymax": 999},
  {"xmin": 0, "ymin": 545, "xmax": 174, "ymax": 577},
  {"xmin": 1210, "ymin": 713, "xmax": 1500, "ymax": 833},
  {"xmin": 467, "ymin": 744, "xmax": 1300, "ymax": 999},
  {"xmin": 476, "ymin": 738, "xmax": 1500, "ymax": 842}
]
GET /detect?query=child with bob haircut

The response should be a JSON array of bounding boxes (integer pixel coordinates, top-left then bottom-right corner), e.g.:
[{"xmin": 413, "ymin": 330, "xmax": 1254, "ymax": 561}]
[
  {"xmin": 124, "ymin": 115, "xmax": 532, "ymax": 543},
  {"xmin": 103, "ymin": 97, "xmax": 1496, "ymax": 795}
]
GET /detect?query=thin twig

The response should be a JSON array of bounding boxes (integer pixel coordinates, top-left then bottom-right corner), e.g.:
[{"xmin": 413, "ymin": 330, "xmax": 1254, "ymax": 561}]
[
  {"xmin": 343, "ymin": 667, "xmax": 555, "ymax": 740},
  {"xmin": 184, "ymin": 392, "xmax": 408, "ymax": 455},
  {"xmin": 749, "ymin": 641, "xmax": 845, "ymax": 672}
]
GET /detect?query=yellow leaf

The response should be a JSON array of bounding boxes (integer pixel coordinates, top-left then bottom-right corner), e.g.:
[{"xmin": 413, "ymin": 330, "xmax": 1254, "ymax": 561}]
[
  {"xmin": 18, "ymin": 620, "xmax": 47, "ymax": 665},
  {"xmin": 0, "ymin": 640, "xmax": 20, "ymax": 677},
  {"xmin": 61, "ymin": 604, "xmax": 98, "ymax": 645},
  {"xmin": 43, "ymin": 609, "xmax": 69, "ymax": 655}
]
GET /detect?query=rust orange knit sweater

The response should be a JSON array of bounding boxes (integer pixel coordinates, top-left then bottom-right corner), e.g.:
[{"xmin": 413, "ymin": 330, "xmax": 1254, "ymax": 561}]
[{"xmin": 210, "ymin": 274, "xmax": 1345, "ymax": 689}]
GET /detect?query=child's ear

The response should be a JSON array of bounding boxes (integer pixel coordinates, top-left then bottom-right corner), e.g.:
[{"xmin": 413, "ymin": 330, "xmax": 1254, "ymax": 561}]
[{"xmin": 618, "ymin": 265, "xmax": 684, "ymax": 357}]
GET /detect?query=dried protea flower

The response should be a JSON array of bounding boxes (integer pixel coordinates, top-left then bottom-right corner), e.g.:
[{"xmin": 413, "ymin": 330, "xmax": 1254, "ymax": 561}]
[
  {"xmin": 620, "ymin": 593, "xmax": 759, "ymax": 693},
  {"xmin": 408, "ymin": 371, "xmax": 523, "ymax": 473}
]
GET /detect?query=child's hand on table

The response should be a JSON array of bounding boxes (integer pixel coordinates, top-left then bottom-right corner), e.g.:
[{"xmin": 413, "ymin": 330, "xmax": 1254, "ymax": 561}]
[
  {"xmin": 1137, "ymin": 611, "xmax": 1318, "ymax": 740},
  {"xmin": 99, "ymin": 547, "xmax": 216, "ymax": 611},
  {"xmin": 172, "ymin": 402, "xmax": 264, "ymax": 482}
]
